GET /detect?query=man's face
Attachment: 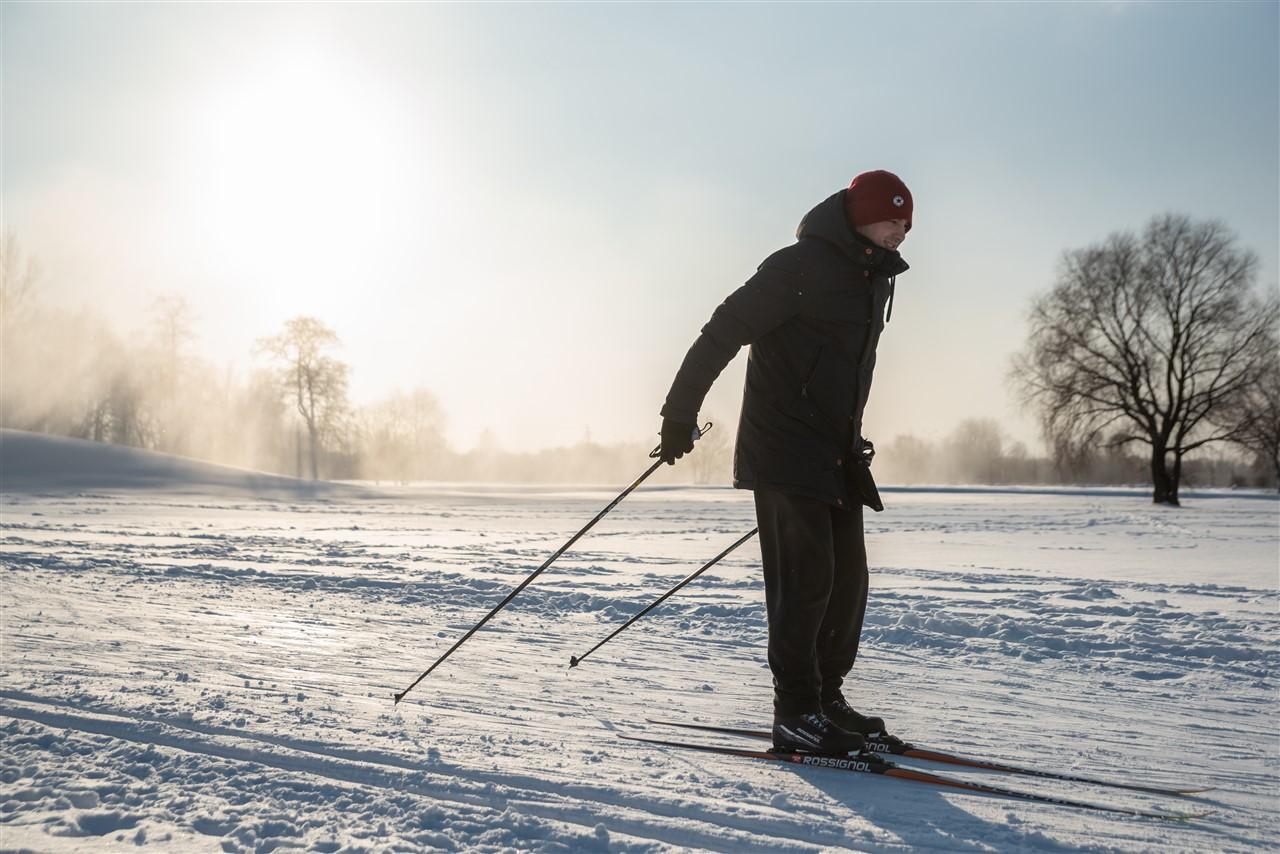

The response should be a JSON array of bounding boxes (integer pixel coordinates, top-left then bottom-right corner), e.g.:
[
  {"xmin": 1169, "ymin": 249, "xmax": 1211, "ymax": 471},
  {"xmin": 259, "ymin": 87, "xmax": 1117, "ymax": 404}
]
[{"xmin": 855, "ymin": 219, "xmax": 909, "ymax": 251}]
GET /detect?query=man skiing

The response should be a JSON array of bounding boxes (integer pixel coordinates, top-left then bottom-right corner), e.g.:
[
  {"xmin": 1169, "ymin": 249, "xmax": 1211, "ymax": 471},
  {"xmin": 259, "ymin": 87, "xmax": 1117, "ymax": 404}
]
[{"xmin": 658, "ymin": 171, "xmax": 912, "ymax": 756}]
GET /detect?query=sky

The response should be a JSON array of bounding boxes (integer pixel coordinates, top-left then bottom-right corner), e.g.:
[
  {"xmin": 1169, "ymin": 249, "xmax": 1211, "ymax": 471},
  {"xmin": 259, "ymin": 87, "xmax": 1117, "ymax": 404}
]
[{"xmin": 4, "ymin": 1, "xmax": 1278, "ymax": 454}]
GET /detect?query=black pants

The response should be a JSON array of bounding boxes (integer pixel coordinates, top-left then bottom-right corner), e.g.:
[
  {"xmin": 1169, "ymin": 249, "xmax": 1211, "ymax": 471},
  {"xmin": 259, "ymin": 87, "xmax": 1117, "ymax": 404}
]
[{"xmin": 754, "ymin": 487, "xmax": 869, "ymax": 716}]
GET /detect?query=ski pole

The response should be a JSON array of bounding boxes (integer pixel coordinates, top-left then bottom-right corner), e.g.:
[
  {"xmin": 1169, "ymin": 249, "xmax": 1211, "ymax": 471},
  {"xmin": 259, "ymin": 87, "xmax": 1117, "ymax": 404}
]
[
  {"xmin": 394, "ymin": 421, "xmax": 713, "ymax": 704},
  {"xmin": 568, "ymin": 525, "xmax": 757, "ymax": 669}
]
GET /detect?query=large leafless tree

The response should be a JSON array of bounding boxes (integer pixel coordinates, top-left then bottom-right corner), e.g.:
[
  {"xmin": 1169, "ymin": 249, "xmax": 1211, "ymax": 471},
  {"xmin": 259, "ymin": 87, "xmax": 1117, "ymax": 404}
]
[
  {"xmin": 258, "ymin": 316, "xmax": 350, "ymax": 480},
  {"xmin": 1013, "ymin": 214, "xmax": 1278, "ymax": 505}
]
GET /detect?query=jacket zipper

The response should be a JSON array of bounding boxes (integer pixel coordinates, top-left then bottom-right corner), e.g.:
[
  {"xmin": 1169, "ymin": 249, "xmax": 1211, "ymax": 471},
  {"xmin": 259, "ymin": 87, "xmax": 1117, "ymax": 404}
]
[{"xmin": 800, "ymin": 346, "xmax": 823, "ymax": 398}]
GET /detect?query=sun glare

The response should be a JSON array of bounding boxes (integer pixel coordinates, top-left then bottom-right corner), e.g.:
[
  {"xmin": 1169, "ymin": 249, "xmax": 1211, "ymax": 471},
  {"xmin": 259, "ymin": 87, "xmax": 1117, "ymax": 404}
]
[{"xmin": 168, "ymin": 43, "xmax": 429, "ymax": 314}]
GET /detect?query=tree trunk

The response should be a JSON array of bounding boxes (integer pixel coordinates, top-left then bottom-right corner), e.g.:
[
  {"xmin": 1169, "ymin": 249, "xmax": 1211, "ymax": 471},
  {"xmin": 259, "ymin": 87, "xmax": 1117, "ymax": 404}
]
[
  {"xmin": 1150, "ymin": 445, "xmax": 1175, "ymax": 505},
  {"xmin": 302, "ymin": 378, "xmax": 319, "ymax": 481},
  {"xmin": 1168, "ymin": 451, "xmax": 1183, "ymax": 506},
  {"xmin": 307, "ymin": 422, "xmax": 319, "ymax": 481}
]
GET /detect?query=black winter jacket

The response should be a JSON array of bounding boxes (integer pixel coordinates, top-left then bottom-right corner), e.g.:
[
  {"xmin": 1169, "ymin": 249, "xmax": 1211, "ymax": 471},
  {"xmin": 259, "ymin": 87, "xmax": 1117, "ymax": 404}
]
[{"xmin": 661, "ymin": 189, "xmax": 909, "ymax": 509}]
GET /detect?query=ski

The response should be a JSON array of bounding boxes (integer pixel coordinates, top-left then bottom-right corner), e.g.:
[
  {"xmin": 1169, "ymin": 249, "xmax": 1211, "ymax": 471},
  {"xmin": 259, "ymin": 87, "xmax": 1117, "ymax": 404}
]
[
  {"xmin": 644, "ymin": 718, "xmax": 1212, "ymax": 797},
  {"xmin": 620, "ymin": 732, "xmax": 1210, "ymax": 820}
]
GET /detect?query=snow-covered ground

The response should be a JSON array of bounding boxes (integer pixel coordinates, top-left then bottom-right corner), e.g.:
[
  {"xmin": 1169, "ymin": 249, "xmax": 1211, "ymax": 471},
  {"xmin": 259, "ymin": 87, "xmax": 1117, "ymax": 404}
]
[{"xmin": 1, "ymin": 431, "xmax": 1277, "ymax": 852}]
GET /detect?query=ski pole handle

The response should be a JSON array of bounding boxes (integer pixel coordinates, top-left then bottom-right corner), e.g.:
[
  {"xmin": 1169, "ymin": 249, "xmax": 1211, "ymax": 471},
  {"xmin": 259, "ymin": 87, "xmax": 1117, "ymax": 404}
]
[{"xmin": 650, "ymin": 421, "xmax": 714, "ymax": 460}]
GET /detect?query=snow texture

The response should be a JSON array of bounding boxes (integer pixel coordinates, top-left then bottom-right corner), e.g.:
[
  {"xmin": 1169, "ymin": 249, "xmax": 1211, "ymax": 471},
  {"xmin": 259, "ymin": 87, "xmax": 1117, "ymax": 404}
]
[{"xmin": 1, "ymin": 429, "xmax": 1276, "ymax": 852}]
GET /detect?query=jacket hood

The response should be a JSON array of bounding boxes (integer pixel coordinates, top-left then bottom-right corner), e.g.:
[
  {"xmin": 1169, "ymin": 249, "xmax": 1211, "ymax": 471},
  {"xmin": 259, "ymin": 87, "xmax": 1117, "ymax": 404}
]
[{"xmin": 796, "ymin": 190, "xmax": 910, "ymax": 276}]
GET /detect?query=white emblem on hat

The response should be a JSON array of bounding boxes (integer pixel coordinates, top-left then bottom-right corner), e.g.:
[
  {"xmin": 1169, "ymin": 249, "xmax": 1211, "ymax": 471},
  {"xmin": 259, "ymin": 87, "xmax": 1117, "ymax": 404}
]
[{"xmin": 892, "ymin": 195, "xmax": 905, "ymax": 207}]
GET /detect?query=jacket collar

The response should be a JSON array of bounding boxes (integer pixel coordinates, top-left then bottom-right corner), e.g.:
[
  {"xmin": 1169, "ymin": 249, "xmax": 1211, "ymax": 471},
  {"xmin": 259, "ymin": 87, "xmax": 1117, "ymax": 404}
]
[{"xmin": 796, "ymin": 190, "xmax": 910, "ymax": 277}]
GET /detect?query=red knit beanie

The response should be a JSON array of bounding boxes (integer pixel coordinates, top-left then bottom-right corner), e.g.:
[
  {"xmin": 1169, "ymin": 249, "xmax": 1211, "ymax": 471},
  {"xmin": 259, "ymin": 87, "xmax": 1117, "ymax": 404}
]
[{"xmin": 846, "ymin": 170, "xmax": 913, "ymax": 232}]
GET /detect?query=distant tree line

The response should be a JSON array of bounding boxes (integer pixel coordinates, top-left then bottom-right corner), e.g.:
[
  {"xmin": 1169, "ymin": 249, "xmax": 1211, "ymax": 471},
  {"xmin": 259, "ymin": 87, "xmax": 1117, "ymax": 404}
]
[
  {"xmin": 871, "ymin": 418, "xmax": 1268, "ymax": 490},
  {"xmin": 2, "ymin": 218, "xmax": 1274, "ymax": 493}
]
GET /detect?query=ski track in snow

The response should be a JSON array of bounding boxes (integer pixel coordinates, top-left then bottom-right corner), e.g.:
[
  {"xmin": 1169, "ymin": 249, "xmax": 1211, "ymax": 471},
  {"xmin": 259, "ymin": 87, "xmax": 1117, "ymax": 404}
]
[{"xmin": 1, "ymin": 485, "xmax": 1277, "ymax": 852}]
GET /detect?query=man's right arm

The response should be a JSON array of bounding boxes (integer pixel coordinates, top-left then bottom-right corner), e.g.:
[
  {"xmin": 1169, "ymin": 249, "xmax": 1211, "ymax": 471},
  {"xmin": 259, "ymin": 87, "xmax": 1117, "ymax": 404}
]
[{"xmin": 661, "ymin": 256, "xmax": 803, "ymax": 425}]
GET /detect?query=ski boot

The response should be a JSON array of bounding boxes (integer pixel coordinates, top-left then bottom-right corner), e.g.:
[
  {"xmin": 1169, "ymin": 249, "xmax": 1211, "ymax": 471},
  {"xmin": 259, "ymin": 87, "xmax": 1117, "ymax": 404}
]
[
  {"xmin": 822, "ymin": 693, "xmax": 891, "ymax": 739},
  {"xmin": 771, "ymin": 711, "xmax": 865, "ymax": 756}
]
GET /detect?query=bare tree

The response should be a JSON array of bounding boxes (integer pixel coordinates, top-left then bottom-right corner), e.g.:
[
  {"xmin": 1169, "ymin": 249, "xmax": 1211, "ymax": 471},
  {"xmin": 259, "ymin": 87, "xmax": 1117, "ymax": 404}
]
[
  {"xmin": 0, "ymin": 232, "xmax": 41, "ymax": 332},
  {"xmin": 1, "ymin": 233, "xmax": 43, "ymax": 427},
  {"xmin": 257, "ymin": 317, "xmax": 350, "ymax": 480},
  {"xmin": 945, "ymin": 418, "xmax": 1005, "ymax": 484},
  {"xmin": 145, "ymin": 293, "xmax": 197, "ymax": 453},
  {"xmin": 356, "ymin": 387, "xmax": 448, "ymax": 482},
  {"xmin": 76, "ymin": 328, "xmax": 155, "ymax": 448},
  {"xmin": 689, "ymin": 413, "xmax": 731, "ymax": 485},
  {"xmin": 1217, "ymin": 339, "xmax": 1280, "ymax": 491},
  {"xmin": 232, "ymin": 367, "xmax": 293, "ymax": 474},
  {"xmin": 880, "ymin": 434, "xmax": 934, "ymax": 485},
  {"xmin": 1013, "ymin": 214, "xmax": 1278, "ymax": 505}
]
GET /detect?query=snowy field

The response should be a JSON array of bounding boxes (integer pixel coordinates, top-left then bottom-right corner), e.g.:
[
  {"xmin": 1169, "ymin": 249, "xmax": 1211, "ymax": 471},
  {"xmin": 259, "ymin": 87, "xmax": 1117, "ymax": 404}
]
[{"xmin": 1, "ymin": 432, "xmax": 1277, "ymax": 852}]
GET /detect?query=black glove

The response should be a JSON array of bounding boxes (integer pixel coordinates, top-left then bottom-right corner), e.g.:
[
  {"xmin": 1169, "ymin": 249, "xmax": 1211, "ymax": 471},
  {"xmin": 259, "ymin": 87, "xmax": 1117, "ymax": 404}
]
[
  {"xmin": 659, "ymin": 417, "xmax": 700, "ymax": 465},
  {"xmin": 847, "ymin": 436, "xmax": 883, "ymax": 512},
  {"xmin": 857, "ymin": 437, "xmax": 876, "ymax": 466}
]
